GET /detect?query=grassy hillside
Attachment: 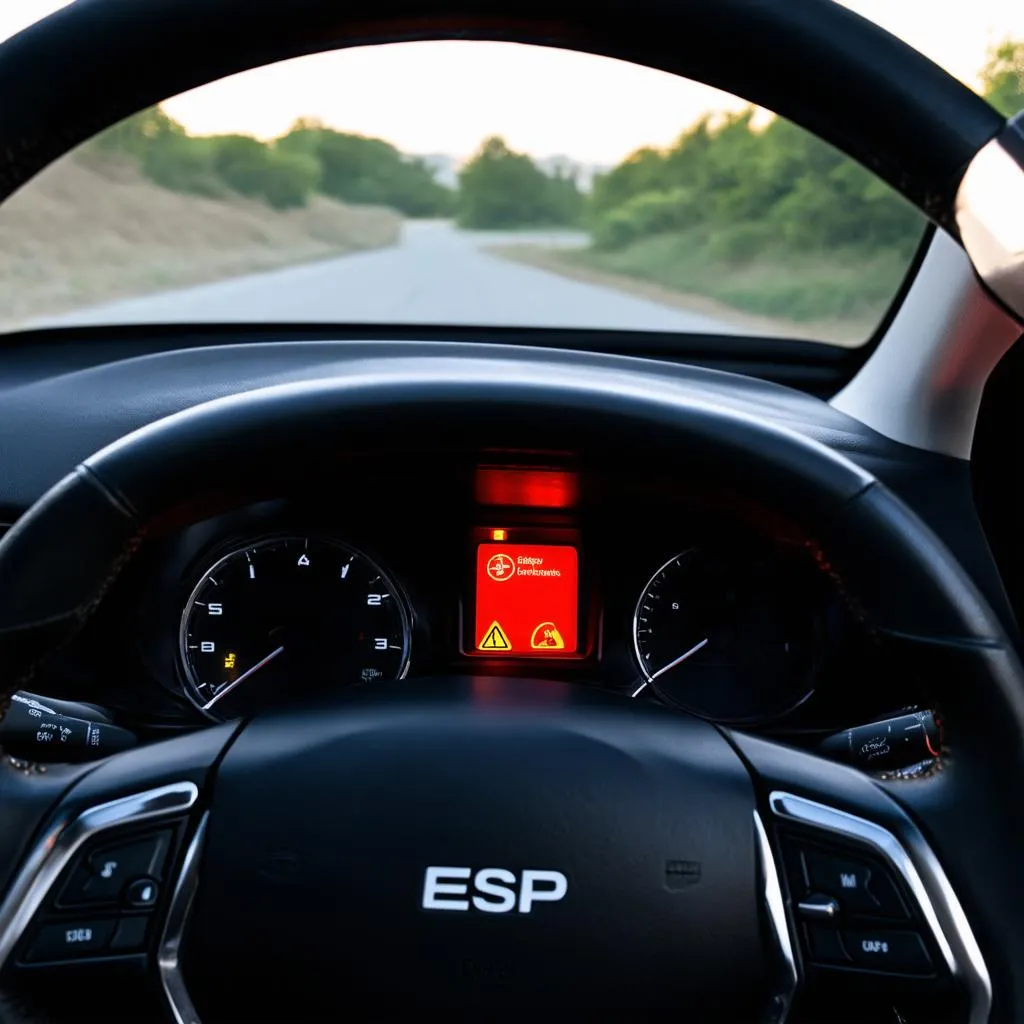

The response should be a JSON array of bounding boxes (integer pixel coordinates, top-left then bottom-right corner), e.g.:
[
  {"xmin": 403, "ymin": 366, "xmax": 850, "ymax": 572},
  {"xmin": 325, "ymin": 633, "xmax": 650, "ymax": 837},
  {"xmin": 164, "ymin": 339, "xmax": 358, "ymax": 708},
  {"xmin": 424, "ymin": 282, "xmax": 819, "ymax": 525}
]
[
  {"xmin": 490, "ymin": 241, "xmax": 875, "ymax": 345},
  {"xmin": 0, "ymin": 152, "xmax": 401, "ymax": 328},
  {"xmin": 572, "ymin": 232, "xmax": 911, "ymax": 326},
  {"xmin": 489, "ymin": 42, "xmax": 1022, "ymax": 342}
]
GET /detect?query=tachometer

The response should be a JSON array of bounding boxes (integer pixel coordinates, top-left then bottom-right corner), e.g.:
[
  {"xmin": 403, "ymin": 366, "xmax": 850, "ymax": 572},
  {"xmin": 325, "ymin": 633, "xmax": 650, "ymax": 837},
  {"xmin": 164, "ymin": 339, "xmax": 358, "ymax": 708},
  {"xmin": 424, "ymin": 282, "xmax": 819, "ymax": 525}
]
[
  {"xmin": 180, "ymin": 537, "xmax": 410, "ymax": 719},
  {"xmin": 632, "ymin": 547, "xmax": 823, "ymax": 723}
]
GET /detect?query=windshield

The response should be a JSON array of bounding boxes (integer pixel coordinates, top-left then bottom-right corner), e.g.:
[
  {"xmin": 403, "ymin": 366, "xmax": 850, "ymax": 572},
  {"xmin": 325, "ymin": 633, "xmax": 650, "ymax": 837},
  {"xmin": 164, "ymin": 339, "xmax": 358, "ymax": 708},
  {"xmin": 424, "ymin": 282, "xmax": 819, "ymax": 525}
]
[{"xmin": 0, "ymin": 24, "xmax": 1019, "ymax": 344}]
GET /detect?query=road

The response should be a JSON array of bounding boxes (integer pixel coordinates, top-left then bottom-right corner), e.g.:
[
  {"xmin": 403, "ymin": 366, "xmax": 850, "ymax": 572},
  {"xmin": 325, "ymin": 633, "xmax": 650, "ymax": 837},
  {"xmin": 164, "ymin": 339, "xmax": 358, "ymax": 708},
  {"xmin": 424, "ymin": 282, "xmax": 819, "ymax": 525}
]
[{"xmin": 36, "ymin": 221, "xmax": 744, "ymax": 333}]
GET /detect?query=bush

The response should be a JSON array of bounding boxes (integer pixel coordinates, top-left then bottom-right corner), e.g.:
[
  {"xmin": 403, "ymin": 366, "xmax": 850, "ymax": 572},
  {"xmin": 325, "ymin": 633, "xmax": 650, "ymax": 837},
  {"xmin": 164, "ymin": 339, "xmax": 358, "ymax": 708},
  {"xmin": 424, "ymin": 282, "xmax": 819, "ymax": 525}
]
[
  {"xmin": 210, "ymin": 135, "xmax": 269, "ymax": 198},
  {"xmin": 85, "ymin": 107, "xmax": 457, "ymax": 218},
  {"xmin": 210, "ymin": 136, "xmax": 320, "ymax": 209},
  {"xmin": 258, "ymin": 151, "xmax": 322, "ymax": 210},
  {"xmin": 575, "ymin": 228, "xmax": 914, "ymax": 324},
  {"xmin": 702, "ymin": 222, "xmax": 778, "ymax": 263},
  {"xmin": 589, "ymin": 147, "xmax": 669, "ymax": 218},
  {"xmin": 457, "ymin": 136, "xmax": 583, "ymax": 229},
  {"xmin": 981, "ymin": 39, "xmax": 1024, "ymax": 116},
  {"xmin": 591, "ymin": 188, "xmax": 702, "ymax": 250},
  {"xmin": 589, "ymin": 110, "xmax": 924, "ymax": 263},
  {"xmin": 279, "ymin": 123, "xmax": 454, "ymax": 216},
  {"xmin": 140, "ymin": 136, "xmax": 222, "ymax": 198},
  {"xmin": 89, "ymin": 107, "xmax": 185, "ymax": 160}
]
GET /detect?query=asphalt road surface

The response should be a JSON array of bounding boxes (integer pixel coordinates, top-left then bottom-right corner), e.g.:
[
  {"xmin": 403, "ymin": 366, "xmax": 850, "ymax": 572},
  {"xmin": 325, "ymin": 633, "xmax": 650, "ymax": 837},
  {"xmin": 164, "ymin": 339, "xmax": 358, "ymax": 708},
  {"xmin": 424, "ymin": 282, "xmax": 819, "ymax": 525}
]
[{"xmin": 37, "ymin": 221, "xmax": 746, "ymax": 333}]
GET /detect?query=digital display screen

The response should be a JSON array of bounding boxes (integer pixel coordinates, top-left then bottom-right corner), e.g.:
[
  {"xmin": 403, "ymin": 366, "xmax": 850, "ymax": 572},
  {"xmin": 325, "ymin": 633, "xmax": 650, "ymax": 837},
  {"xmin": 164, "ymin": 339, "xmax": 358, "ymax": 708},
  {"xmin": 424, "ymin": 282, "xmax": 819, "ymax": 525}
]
[
  {"xmin": 473, "ymin": 543, "xmax": 579, "ymax": 655},
  {"xmin": 474, "ymin": 466, "xmax": 579, "ymax": 508}
]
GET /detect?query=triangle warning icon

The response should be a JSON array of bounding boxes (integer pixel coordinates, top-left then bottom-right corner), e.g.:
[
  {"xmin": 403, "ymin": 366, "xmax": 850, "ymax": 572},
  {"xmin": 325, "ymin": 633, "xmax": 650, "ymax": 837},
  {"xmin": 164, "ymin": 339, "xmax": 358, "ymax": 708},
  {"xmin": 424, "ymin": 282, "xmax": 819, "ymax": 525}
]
[{"xmin": 478, "ymin": 620, "xmax": 511, "ymax": 651}]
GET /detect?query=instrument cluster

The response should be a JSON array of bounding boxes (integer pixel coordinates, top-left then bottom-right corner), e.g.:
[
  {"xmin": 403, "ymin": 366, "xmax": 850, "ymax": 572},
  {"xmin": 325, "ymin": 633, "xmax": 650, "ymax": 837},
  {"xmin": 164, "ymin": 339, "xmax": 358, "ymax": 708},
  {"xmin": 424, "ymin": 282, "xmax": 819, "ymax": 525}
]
[
  {"xmin": 153, "ymin": 461, "xmax": 854, "ymax": 727},
  {"xmin": 34, "ymin": 456, "xmax": 903, "ymax": 735}
]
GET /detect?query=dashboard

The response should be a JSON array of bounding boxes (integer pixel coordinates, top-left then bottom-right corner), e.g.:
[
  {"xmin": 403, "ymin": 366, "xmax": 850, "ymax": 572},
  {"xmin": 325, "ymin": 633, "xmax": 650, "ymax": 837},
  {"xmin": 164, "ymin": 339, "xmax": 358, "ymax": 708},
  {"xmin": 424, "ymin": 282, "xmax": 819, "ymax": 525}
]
[
  {"xmin": 26, "ymin": 450, "xmax": 934, "ymax": 743},
  {"xmin": 0, "ymin": 332, "xmax": 1003, "ymax": 758}
]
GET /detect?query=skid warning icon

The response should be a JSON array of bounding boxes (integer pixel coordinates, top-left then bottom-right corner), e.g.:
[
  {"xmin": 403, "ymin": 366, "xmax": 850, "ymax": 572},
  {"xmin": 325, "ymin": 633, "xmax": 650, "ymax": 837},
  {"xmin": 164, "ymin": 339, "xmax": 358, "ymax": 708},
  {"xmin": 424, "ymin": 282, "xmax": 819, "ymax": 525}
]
[
  {"xmin": 486, "ymin": 553, "xmax": 516, "ymax": 583},
  {"xmin": 530, "ymin": 622, "xmax": 565, "ymax": 650},
  {"xmin": 478, "ymin": 620, "xmax": 511, "ymax": 650}
]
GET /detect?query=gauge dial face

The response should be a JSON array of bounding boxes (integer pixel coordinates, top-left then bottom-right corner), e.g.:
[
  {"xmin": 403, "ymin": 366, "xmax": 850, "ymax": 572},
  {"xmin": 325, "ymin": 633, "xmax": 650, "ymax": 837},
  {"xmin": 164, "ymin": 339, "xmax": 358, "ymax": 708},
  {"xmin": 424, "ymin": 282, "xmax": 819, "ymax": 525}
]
[
  {"xmin": 180, "ymin": 537, "xmax": 410, "ymax": 719},
  {"xmin": 633, "ymin": 547, "xmax": 822, "ymax": 723}
]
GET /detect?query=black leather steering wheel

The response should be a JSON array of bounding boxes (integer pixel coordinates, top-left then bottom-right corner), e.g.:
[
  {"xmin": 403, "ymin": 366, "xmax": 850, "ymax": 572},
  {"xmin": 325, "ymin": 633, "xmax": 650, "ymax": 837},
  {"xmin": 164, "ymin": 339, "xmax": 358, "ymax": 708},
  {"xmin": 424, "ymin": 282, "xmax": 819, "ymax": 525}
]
[{"xmin": 0, "ymin": 2, "xmax": 1022, "ymax": 1021}]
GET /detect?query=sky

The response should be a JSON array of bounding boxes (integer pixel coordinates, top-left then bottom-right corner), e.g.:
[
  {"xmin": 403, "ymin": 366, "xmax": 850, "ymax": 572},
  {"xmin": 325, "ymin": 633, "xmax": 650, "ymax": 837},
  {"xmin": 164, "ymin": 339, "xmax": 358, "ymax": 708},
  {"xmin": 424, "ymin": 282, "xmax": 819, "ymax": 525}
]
[{"xmin": 2, "ymin": 0, "xmax": 1023, "ymax": 165}]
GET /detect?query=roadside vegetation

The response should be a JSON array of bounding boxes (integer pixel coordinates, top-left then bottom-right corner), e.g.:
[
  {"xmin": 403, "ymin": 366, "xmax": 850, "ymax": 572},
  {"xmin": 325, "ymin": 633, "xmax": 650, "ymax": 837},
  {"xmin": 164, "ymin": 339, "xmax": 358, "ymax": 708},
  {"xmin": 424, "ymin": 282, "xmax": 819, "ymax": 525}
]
[
  {"xmin": 981, "ymin": 40, "xmax": 1024, "ymax": 117},
  {"xmin": 0, "ymin": 149, "xmax": 401, "ymax": 328},
  {"xmin": 91, "ymin": 108, "xmax": 455, "ymax": 217},
  {"xmin": 0, "ymin": 39, "xmax": 1018, "ymax": 332},
  {"xmin": 456, "ymin": 137, "xmax": 583, "ymax": 229},
  {"xmin": 492, "ymin": 39, "xmax": 1024, "ymax": 334},
  {"xmin": 570, "ymin": 113, "xmax": 922, "ymax": 328}
]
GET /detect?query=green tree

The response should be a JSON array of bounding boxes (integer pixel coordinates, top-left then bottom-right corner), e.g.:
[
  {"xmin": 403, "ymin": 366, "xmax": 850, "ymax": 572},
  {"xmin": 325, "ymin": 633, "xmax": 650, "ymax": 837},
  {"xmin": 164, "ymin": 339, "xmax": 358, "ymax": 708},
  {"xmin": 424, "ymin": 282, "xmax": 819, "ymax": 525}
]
[
  {"xmin": 588, "ymin": 106, "xmax": 920, "ymax": 258},
  {"xmin": 205, "ymin": 134, "xmax": 319, "ymax": 209},
  {"xmin": 457, "ymin": 136, "xmax": 583, "ymax": 229},
  {"xmin": 278, "ymin": 123, "xmax": 454, "ymax": 216},
  {"xmin": 140, "ymin": 138, "xmax": 222, "ymax": 197},
  {"xmin": 90, "ymin": 106, "xmax": 185, "ymax": 159},
  {"xmin": 89, "ymin": 112, "xmax": 324, "ymax": 209},
  {"xmin": 590, "ymin": 146, "xmax": 668, "ymax": 218},
  {"xmin": 210, "ymin": 134, "xmax": 271, "ymax": 198},
  {"xmin": 258, "ymin": 151, "xmax": 322, "ymax": 210},
  {"xmin": 980, "ymin": 40, "xmax": 1024, "ymax": 116},
  {"xmin": 544, "ymin": 161, "xmax": 586, "ymax": 225},
  {"xmin": 90, "ymin": 108, "xmax": 224, "ymax": 196}
]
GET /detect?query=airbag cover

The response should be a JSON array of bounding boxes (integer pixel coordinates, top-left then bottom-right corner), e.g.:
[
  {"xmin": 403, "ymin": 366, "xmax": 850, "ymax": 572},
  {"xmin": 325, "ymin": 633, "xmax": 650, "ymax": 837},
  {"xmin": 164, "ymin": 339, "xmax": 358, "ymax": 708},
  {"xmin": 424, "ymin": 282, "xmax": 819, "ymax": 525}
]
[{"xmin": 186, "ymin": 680, "xmax": 767, "ymax": 1019}]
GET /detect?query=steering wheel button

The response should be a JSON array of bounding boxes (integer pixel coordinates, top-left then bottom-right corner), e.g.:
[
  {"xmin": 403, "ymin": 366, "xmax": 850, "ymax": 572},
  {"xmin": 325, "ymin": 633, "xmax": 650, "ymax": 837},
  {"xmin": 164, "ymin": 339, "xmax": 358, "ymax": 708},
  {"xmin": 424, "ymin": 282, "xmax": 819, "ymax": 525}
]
[
  {"xmin": 109, "ymin": 915, "xmax": 150, "ymax": 953},
  {"xmin": 802, "ymin": 849, "xmax": 904, "ymax": 917},
  {"xmin": 864, "ymin": 868, "xmax": 909, "ymax": 919},
  {"xmin": 59, "ymin": 831, "xmax": 171, "ymax": 906},
  {"xmin": 804, "ymin": 924, "xmax": 850, "ymax": 965},
  {"xmin": 840, "ymin": 929, "xmax": 934, "ymax": 975},
  {"xmin": 23, "ymin": 918, "xmax": 116, "ymax": 963},
  {"xmin": 797, "ymin": 894, "xmax": 840, "ymax": 919},
  {"xmin": 124, "ymin": 878, "xmax": 159, "ymax": 908}
]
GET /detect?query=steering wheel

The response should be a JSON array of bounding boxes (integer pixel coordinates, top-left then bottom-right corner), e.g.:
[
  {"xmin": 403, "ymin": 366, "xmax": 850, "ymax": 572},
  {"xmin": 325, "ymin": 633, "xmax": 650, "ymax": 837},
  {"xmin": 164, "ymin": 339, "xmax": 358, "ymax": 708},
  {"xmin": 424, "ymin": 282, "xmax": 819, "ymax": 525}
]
[{"xmin": 0, "ymin": 2, "xmax": 1022, "ymax": 1022}]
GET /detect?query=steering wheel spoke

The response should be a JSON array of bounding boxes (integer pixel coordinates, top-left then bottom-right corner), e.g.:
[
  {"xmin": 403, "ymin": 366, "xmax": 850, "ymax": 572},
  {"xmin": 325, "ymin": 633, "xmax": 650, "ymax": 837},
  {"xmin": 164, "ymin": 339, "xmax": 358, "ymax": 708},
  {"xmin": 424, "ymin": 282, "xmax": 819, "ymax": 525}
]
[
  {"xmin": 0, "ymin": 725, "xmax": 234, "ymax": 1020},
  {"xmin": 735, "ymin": 729, "xmax": 991, "ymax": 1023}
]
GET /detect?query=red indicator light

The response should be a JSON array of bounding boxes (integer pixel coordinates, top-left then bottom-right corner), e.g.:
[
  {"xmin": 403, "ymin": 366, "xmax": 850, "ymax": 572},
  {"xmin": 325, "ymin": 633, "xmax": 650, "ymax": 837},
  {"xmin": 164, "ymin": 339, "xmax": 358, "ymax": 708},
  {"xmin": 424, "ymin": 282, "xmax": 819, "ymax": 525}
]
[
  {"xmin": 474, "ymin": 543, "xmax": 578, "ymax": 656},
  {"xmin": 475, "ymin": 467, "xmax": 579, "ymax": 509}
]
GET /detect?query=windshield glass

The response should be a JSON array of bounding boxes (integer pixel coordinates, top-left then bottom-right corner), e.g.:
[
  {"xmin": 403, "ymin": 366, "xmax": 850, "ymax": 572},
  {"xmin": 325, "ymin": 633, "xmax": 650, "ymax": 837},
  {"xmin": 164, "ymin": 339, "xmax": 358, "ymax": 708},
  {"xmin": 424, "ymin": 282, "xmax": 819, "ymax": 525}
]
[{"xmin": 0, "ymin": 21, "xmax": 1019, "ymax": 344}]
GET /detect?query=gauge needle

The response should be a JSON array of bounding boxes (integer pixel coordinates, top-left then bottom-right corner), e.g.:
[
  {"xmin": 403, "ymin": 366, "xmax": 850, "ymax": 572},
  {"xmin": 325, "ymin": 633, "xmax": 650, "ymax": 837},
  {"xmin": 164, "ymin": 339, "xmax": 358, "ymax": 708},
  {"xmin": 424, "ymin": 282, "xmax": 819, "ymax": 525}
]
[
  {"xmin": 202, "ymin": 645, "xmax": 285, "ymax": 712},
  {"xmin": 631, "ymin": 638, "xmax": 710, "ymax": 698}
]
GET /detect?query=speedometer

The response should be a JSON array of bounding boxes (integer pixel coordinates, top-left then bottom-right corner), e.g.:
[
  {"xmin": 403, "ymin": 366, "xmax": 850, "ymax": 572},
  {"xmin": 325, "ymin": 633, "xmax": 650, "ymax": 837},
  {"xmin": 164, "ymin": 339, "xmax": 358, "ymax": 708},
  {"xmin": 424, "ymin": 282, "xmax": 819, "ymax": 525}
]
[
  {"xmin": 632, "ymin": 546, "xmax": 823, "ymax": 723},
  {"xmin": 180, "ymin": 537, "xmax": 410, "ymax": 720}
]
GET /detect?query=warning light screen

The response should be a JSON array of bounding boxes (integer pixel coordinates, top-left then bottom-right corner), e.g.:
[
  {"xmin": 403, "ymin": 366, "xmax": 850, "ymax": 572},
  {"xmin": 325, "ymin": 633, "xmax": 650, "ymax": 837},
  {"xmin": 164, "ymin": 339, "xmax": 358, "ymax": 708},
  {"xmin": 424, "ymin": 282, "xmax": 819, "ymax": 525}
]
[{"xmin": 474, "ymin": 544, "xmax": 579, "ymax": 655}]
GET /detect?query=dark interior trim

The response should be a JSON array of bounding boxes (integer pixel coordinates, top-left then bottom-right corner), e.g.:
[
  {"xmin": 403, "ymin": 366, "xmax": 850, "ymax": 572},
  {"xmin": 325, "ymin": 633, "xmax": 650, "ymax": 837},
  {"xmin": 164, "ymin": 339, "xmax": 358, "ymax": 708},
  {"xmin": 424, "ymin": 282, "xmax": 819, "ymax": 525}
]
[{"xmin": 0, "ymin": 322, "xmax": 860, "ymax": 396}]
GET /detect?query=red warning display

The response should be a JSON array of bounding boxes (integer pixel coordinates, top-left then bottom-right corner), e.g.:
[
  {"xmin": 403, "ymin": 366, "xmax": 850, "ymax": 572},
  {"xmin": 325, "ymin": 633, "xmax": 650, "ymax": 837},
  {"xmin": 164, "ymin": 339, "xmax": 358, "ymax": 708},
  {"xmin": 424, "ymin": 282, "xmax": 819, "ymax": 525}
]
[{"xmin": 474, "ymin": 543, "xmax": 579, "ymax": 656}]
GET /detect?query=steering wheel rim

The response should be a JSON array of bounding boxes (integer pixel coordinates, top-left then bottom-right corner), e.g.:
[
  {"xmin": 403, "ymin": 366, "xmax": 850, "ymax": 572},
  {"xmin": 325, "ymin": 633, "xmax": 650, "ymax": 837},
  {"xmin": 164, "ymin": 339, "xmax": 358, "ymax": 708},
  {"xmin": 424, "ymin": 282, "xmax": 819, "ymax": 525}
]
[{"xmin": 0, "ymin": 359, "xmax": 1020, "ymax": 1019}]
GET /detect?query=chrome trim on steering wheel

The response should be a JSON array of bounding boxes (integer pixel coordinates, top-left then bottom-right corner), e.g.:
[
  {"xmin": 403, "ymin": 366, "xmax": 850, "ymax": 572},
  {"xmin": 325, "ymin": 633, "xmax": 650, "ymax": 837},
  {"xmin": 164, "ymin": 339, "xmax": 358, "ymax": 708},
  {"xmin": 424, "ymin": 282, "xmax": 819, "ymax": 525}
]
[
  {"xmin": 0, "ymin": 781, "xmax": 991, "ymax": 1021},
  {"xmin": 159, "ymin": 812, "xmax": 208, "ymax": 1024},
  {"xmin": 754, "ymin": 811, "xmax": 798, "ymax": 1023},
  {"xmin": 0, "ymin": 781, "xmax": 198, "ymax": 975},
  {"xmin": 956, "ymin": 134, "xmax": 1024, "ymax": 322},
  {"xmin": 770, "ymin": 791, "xmax": 992, "ymax": 1024}
]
